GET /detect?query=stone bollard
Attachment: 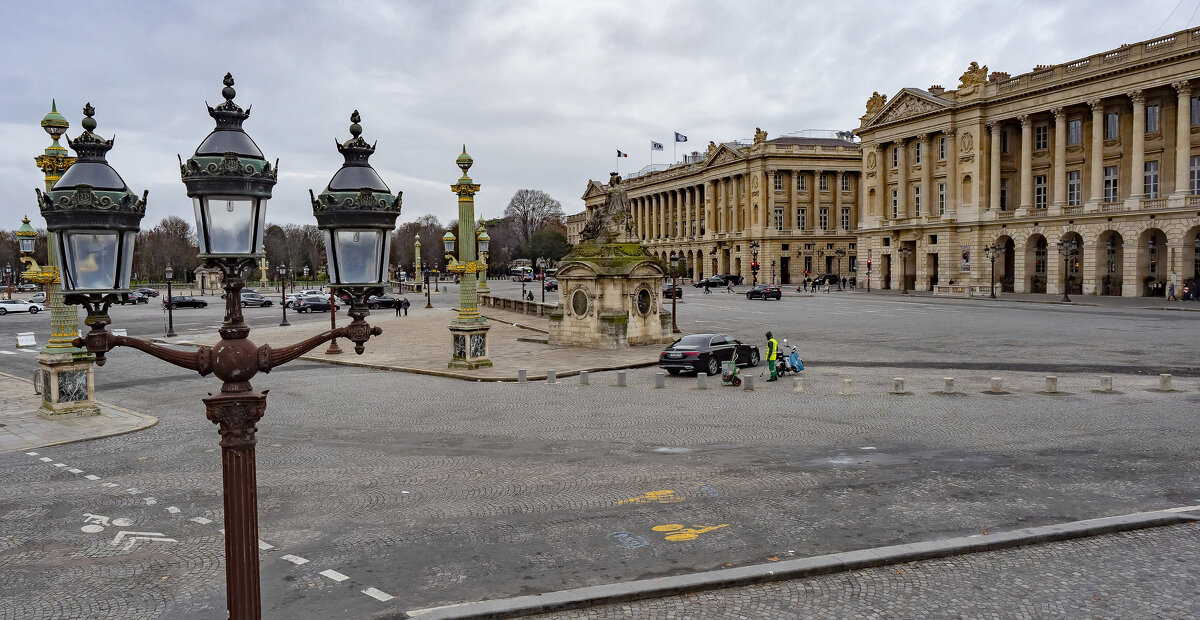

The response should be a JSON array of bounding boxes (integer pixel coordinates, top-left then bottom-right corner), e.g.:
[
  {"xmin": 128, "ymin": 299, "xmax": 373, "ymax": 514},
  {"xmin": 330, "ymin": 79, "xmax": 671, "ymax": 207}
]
[
  {"xmin": 1159, "ymin": 374, "xmax": 1173, "ymax": 392},
  {"xmin": 742, "ymin": 375, "xmax": 754, "ymax": 391},
  {"xmin": 546, "ymin": 370, "xmax": 557, "ymax": 384},
  {"xmin": 990, "ymin": 377, "xmax": 1004, "ymax": 392},
  {"xmin": 840, "ymin": 379, "xmax": 853, "ymax": 395},
  {"xmin": 579, "ymin": 370, "xmax": 589, "ymax": 385},
  {"xmin": 517, "ymin": 369, "xmax": 527, "ymax": 383},
  {"xmin": 792, "ymin": 376, "xmax": 804, "ymax": 393},
  {"xmin": 655, "ymin": 372, "xmax": 666, "ymax": 388},
  {"xmin": 943, "ymin": 377, "xmax": 955, "ymax": 393},
  {"xmin": 890, "ymin": 377, "xmax": 906, "ymax": 394},
  {"xmin": 1045, "ymin": 376, "xmax": 1058, "ymax": 393},
  {"xmin": 616, "ymin": 370, "xmax": 628, "ymax": 387},
  {"xmin": 697, "ymin": 373, "xmax": 708, "ymax": 390},
  {"xmin": 1099, "ymin": 376, "xmax": 1113, "ymax": 392}
]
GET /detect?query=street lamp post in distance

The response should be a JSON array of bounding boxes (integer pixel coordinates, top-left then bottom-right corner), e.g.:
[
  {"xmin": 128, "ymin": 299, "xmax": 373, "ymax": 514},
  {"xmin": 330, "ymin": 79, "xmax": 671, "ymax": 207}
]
[
  {"xmin": 897, "ymin": 246, "xmax": 913, "ymax": 295},
  {"xmin": 164, "ymin": 265, "xmax": 176, "ymax": 337},
  {"xmin": 983, "ymin": 243, "xmax": 999, "ymax": 298},
  {"xmin": 834, "ymin": 248, "xmax": 846, "ymax": 291},
  {"xmin": 1057, "ymin": 239, "xmax": 1077, "ymax": 302},
  {"xmin": 277, "ymin": 264, "xmax": 289, "ymax": 327}
]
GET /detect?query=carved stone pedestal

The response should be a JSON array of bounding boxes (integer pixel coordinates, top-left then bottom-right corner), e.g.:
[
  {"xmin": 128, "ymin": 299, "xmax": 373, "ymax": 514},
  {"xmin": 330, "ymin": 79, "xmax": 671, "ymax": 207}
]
[
  {"xmin": 549, "ymin": 243, "xmax": 671, "ymax": 349},
  {"xmin": 37, "ymin": 351, "xmax": 99, "ymax": 419},
  {"xmin": 448, "ymin": 323, "xmax": 492, "ymax": 369}
]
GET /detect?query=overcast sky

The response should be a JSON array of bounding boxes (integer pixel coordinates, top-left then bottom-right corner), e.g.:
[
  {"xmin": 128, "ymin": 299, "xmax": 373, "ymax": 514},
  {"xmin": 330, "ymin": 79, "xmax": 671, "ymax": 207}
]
[{"xmin": 1, "ymin": 0, "xmax": 1194, "ymax": 231}]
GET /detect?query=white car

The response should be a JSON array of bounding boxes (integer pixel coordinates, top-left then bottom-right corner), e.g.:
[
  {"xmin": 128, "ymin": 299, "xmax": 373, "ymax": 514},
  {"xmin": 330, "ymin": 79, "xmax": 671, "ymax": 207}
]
[
  {"xmin": 30, "ymin": 292, "xmax": 47, "ymax": 304},
  {"xmin": 0, "ymin": 299, "xmax": 45, "ymax": 315},
  {"xmin": 285, "ymin": 289, "xmax": 325, "ymax": 307}
]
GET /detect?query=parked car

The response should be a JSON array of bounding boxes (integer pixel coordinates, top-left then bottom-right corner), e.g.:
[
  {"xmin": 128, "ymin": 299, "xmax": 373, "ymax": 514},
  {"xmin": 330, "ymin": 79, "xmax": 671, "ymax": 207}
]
[
  {"xmin": 284, "ymin": 290, "xmax": 325, "ymax": 307},
  {"xmin": 810, "ymin": 274, "xmax": 840, "ymax": 285},
  {"xmin": 663, "ymin": 283, "xmax": 683, "ymax": 298},
  {"xmin": 0, "ymin": 299, "xmax": 44, "ymax": 315},
  {"xmin": 163, "ymin": 296, "xmax": 207, "ymax": 309},
  {"xmin": 294, "ymin": 295, "xmax": 339, "ymax": 313},
  {"xmin": 116, "ymin": 291, "xmax": 149, "ymax": 305},
  {"xmin": 658, "ymin": 333, "xmax": 760, "ymax": 376},
  {"xmin": 17, "ymin": 283, "xmax": 39, "ymax": 292},
  {"xmin": 239, "ymin": 292, "xmax": 273, "ymax": 307},
  {"xmin": 367, "ymin": 294, "xmax": 399, "ymax": 309},
  {"xmin": 746, "ymin": 284, "xmax": 782, "ymax": 300},
  {"xmin": 692, "ymin": 275, "xmax": 725, "ymax": 289},
  {"xmin": 135, "ymin": 288, "xmax": 160, "ymax": 297},
  {"xmin": 544, "ymin": 279, "xmax": 558, "ymax": 292},
  {"xmin": 30, "ymin": 291, "xmax": 47, "ymax": 304}
]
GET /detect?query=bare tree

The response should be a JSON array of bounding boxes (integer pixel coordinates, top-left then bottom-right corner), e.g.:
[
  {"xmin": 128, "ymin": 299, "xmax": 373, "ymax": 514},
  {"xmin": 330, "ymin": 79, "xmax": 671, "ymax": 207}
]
[{"xmin": 504, "ymin": 189, "xmax": 564, "ymax": 247}]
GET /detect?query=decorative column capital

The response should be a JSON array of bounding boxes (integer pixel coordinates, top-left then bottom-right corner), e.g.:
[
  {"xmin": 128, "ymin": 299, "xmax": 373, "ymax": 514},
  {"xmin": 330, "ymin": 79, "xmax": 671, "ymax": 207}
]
[
  {"xmin": 1051, "ymin": 107, "xmax": 1066, "ymax": 120},
  {"xmin": 1018, "ymin": 114, "xmax": 1032, "ymax": 127},
  {"xmin": 986, "ymin": 121, "xmax": 1002, "ymax": 133},
  {"xmin": 1088, "ymin": 98, "xmax": 1105, "ymax": 112},
  {"xmin": 1127, "ymin": 89, "xmax": 1145, "ymax": 104},
  {"xmin": 1174, "ymin": 80, "xmax": 1191, "ymax": 95}
]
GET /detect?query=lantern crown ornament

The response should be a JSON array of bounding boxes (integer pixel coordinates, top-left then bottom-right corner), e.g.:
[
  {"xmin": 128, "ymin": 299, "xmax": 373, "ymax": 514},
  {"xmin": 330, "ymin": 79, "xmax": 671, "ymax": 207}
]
[
  {"xmin": 181, "ymin": 73, "xmax": 278, "ymax": 261},
  {"xmin": 15, "ymin": 215, "xmax": 37, "ymax": 255},
  {"xmin": 309, "ymin": 111, "xmax": 402, "ymax": 288},
  {"xmin": 36, "ymin": 104, "xmax": 147, "ymax": 295}
]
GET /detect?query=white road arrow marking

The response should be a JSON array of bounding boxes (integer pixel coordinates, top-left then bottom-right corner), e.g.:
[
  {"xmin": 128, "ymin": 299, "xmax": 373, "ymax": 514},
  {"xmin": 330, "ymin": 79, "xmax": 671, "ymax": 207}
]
[{"xmin": 110, "ymin": 530, "xmax": 177, "ymax": 551}]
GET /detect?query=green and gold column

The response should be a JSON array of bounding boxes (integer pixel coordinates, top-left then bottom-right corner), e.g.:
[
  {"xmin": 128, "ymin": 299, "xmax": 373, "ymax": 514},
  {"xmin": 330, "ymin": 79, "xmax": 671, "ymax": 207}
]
[
  {"xmin": 30, "ymin": 100, "xmax": 98, "ymax": 417},
  {"xmin": 446, "ymin": 147, "xmax": 491, "ymax": 369}
]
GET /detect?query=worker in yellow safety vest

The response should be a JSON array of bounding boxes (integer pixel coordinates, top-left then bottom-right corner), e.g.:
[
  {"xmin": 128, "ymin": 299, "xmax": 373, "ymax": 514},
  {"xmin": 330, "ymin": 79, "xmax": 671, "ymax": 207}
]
[{"xmin": 765, "ymin": 331, "xmax": 779, "ymax": 381}]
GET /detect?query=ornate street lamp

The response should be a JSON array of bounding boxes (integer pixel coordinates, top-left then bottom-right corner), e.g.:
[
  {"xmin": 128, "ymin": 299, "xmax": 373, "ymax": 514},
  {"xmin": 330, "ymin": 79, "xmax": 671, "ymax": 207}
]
[
  {"xmin": 277, "ymin": 264, "xmax": 290, "ymax": 327},
  {"xmin": 55, "ymin": 79, "xmax": 393, "ymax": 620},
  {"xmin": 897, "ymin": 246, "xmax": 913, "ymax": 295},
  {"xmin": 749, "ymin": 240, "xmax": 760, "ymax": 286},
  {"xmin": 982, "ymin": 243, "xmax": 999, "ymax": 298},
  {"xmin": 16, "ymin": 216, "xmax": 37, "ymax": 255},
  {"xmin": 164, "ymin": 265, "xmax": 176, "ymax": 337},
  {"xmin": 669, "ymin": 252, "xmax": 681, "ymax": 333},
  {"xmin": 834, "ymin": 247, "xmax": 847, "ymax": 291},
  {"xmin": 302, "ymin": 264, "xmax": 310, "ymax": 285},
  {"xmin": 444, "ymin": 147, "xmax": 491, "ymax": 369},
  {"xmin": 1057, "ymin": 238, "xmax": 1078, "ymax": 302},
  {"xmin": 414, "ymin": 233, "xmax": 422, "ymax": 291},
  {"xmin": 476, "ymin": 224, "xmax": 491, "ymax": 294},
  {"xmin": 3, "ymin": 264, "xmax": 11, "ymax": 300}
]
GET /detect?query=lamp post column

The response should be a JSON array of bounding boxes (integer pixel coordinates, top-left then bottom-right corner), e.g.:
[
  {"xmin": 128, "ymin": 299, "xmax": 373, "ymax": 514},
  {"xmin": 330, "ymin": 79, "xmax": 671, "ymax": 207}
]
[
  {"xmin": 165, "ymin": 267, "xmax": 176, "ymax": 338},
  {"xmin": 447, "ymin": 147, "xmax": 491, "ymax": 369},
  {"xmin": 277, "ymin": 266, "xmax": 289, "ymax": 327}
]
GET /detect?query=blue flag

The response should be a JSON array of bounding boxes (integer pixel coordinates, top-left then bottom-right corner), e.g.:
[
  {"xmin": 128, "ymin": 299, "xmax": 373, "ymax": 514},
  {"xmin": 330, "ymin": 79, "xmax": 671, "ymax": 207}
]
[
  {"xmin": 674, "ymin": 132, "xmax": 687, "ymax": 142},
  {"xmin": 651, "ymin": 141, "xmax": 664, "ymax": 151}
]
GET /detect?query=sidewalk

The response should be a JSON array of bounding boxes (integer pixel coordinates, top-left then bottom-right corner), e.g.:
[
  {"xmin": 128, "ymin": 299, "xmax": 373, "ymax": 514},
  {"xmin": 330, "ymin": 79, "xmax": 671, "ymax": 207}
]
[
  {"xmin": 0, "ymin": 371, "xmax": 157, "ymax": 453},
  {"xmin": 178, "ymin": 305, "xmax": 660, "ymax": 381}
]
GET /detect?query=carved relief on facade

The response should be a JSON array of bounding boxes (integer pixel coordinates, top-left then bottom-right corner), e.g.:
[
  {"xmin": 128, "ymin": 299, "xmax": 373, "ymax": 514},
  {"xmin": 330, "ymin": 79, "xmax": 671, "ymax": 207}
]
[
  {"xmin": 866, "ymin": 151, "xmax": 877, "ymax": 170},
  {"xmin": 877, "ymin": 95, "xmax": 942, "ymax": 124},
  {"xmin": 865, "ymin": 91, "xmax": 887, "ymax": 116},
  {"xmin": 958, "ymin": 62, "xmax": 988, "ymax": 88}
]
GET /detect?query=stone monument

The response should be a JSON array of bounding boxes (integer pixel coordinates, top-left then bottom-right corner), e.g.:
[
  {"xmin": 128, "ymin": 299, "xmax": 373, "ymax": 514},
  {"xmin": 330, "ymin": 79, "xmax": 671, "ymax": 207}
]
[{"xmin": 549, "ymin": 173, "xmax": 670, "ymax": 348}]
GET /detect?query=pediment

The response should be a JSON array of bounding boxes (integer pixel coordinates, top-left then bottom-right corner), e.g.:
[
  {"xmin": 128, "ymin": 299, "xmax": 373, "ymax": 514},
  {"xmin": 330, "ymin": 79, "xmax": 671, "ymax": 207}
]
[
  {"xmin": 702, "ymin": 143, "xmax": 747, "ymax": 168},
  {"xmin": 581, "ymin": 180, "xmax": 607, "ymax": 201},
  {"xmin": 865, "ymin": 89, "xmax": 951, "ymax": 127}
]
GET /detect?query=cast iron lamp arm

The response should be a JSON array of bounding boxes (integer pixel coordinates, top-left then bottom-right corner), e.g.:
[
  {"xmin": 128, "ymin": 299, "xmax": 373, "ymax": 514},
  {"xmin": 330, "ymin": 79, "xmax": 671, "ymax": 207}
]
[
  {"xmin": 73, "ymin": 326, "xmax": 212, "ymax": 373},
  {"xmin": 256, "ymin": 321, "xmax": 381, "ymax": 370}
]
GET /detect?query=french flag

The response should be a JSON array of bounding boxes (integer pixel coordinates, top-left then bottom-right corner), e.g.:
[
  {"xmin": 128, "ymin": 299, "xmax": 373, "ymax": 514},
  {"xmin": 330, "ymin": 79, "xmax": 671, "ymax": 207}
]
[{"xmin": 617, "ymin": 150, "xmax": 628, "ymax": 157}]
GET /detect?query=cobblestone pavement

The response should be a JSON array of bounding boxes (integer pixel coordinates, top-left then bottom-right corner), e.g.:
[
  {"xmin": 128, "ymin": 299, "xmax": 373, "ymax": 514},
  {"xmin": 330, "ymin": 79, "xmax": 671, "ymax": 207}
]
[
  {"xmin": 0, "ymin": 371, "xmax": 156, "ymax": 453},
  {"xmin": 533, "ymin": 522, "xmax": 1200, "ymax": 619}
]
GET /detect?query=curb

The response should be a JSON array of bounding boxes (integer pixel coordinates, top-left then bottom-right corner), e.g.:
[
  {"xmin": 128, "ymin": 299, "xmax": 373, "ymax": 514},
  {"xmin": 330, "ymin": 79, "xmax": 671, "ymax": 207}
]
[
  {"xmin": 0, "ymin": 370, "xmax": 158, "ymax": 453},
  {"xmin": 399, "ymin": 508, "xmax": 1200, "ymax": 619}
]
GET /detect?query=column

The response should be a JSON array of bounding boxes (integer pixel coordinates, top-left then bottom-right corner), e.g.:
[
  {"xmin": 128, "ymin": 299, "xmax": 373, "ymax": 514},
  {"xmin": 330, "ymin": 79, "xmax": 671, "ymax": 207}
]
[
  {"xmin": 790, "ymin": 170, "xmax": 800, "ymax": 230},
  {"xmin": 918, "ymin": 133, "xmax": 932, "ymax": 218},
  {"xmin": 1130, "ymin": 90, "xmax": 1146, "ymax": 199},
  {"xmin": 946, "ymin": 129, "xmax": 958, "ymax": 215},
  {"xmin": 809, "ymin": 170, "xmax": 820, "ymax": 230},
  {"xmin": 874, "ymin": 145, "xmax": 887, "ymax": 218},
  {"xmin": 895, "ymin": 139, "xmax": 908, "ymax": 218},
  {"xmin": 1088, "ymin": 99, "xmax": 1104, "ymax": 207},
  {"xmin": 988, "ymin": 122, "xmax": 1002, "ymax": 211},
  {"xmin": 705, "ymin": 180, "xmax": 715, "ymax": 237},
  {"xmin": 1052, "ymin": 107, "xmax": 1067, "ymax": 209},
  {"xmin": 676, "ymin": 189, "xmax": 684, "ymax": 238},
  {"xmin": 716, "ymin": 179, "xmax": 725, "ymax": 233},
  {"xmin": 766, "ymin": 169, "xmax": 776, "ymax": 231},
  {"xmin": 1019, "ymin": 115, "xmax": 1033, "ymax": 210},
  {"xmin": 1174, "ymin": 80, "xmax": 1192, "ymax": 196},
  {"xmin": 834, "ymin": 171, "xmax": 844, "ymax": 231}
]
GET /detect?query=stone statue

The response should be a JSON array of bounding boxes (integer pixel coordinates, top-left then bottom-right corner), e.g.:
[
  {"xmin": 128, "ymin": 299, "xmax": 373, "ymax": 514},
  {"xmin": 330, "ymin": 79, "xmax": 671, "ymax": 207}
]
[
  {"xmin": 753, "ymin": 127, "xmax": 768, "ymax": 144},
  {"xmin": 865, "ymin": 91, "xmax": 887, "ymax": 115},
  {"xmin": 707, "ymin": 140, "xmax": 717, "ymax": 155},
  {"xmin": 580, "ymin": 172, "xmax": 634, "ymax": 244},
  {"xmin": 959, "ymin": 62, "xmax": 988, "ymax": 88}
]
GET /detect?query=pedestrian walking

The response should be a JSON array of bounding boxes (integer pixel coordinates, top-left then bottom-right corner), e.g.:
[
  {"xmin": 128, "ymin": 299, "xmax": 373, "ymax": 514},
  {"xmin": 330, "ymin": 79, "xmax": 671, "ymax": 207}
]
[
  {"xmin": 704, "ymin": 279, "xmax": 711, "ymax": 294},
  {"xmin": 395, "ymin": 299, "xmax": 402, "ymax": 317},
  {"xmin": 841, "ymin": 276, "xmax": 847, "ymax": 290},
  {"xmin": 1167, "ymin": 283, "xmax": 1177, "ymax": 301},
  {"xmin": 401, "ymin": 297, "xmax": 410, "ymax": 315},
  {"xmin": 765, "ymin": 331, "xmax": 779, "ymax": 382}
]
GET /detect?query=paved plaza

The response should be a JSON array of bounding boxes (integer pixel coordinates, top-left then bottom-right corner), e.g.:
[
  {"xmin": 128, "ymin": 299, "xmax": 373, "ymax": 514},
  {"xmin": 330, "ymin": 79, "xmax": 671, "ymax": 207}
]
[{"xmin": 0, "ymin": 289, "xmax": 1197, "ymax": 618}]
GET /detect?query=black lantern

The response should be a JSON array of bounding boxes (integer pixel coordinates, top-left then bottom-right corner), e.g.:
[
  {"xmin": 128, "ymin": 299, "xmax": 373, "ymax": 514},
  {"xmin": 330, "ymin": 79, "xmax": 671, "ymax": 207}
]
[
  {"xmin": 180, "ymin": 73, "xmax": 277, "ymax": 261},
  {"xmin": 309, "ymin": 111, "xmax": 401, "ymax": 290},
  {"xmin": 36, "ymin": 104, "xmax": 147, "ymax": 296}
]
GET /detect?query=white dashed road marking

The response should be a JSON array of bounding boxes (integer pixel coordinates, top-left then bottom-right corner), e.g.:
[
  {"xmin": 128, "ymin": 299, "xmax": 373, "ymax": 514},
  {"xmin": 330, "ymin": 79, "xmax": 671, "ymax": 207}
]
[
  {"xmin": 189, "ymin": 517, "xmax": 214, "ymax": 525},
  {"xmin": 84, "ymin": 474, "xmax": 100, "ymax": 480},
  {"xmin": 258, "ymin": 540, "xmax": 274, "ymax": 551},
  {"xmin": 361, "ymin": 587, "xmax": 394, "ymax": 602},
  {"xmin": 102, "ymin": 483, "xmax": 118, "ymax": 488},
  {"xmin": 280, "ymin": 554, "xmax": 309, "ymax": 565},
  {"xmin": 25, "ymin": 452, "xmax": 38, "ymax": 456},
  {"xmin": 38, "ymin": 457, "xmax": 52, "ymax": 462},
  {"xmin": 319, "ymin": 569, "xmax": 349, "ymax": 582},
  {"xmin": 53, "ymin": 463, "xmax": 66, "ymax": 467},
  {"xmin": 67, "ymin": 468, "xmax": 83, "ymax": 474},
  {"xmin": 166, "ymin": 506, "xmax": 180, "ymax": 514}
]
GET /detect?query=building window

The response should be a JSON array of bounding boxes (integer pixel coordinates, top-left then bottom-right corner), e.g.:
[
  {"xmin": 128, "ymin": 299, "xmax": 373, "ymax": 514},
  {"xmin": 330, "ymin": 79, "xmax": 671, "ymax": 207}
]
[
  {"xmin": 1144, "ymin": 161, "xmax": 1159, "ymax": 198},
  {"xmin": 913, "ymin": 185, "xmax": 921, "ymax": 217},
  {"xmin": 774, "ymin": 175, "xmax": 783, "ymax": 191},
  {"xmin": 1067, "ymin": 170, "xmax": 1081, "ymax": 206},
  {"xmin": 914, "ymin": 142, "xmax": 922, "ymax": 164},
  {"xmin": 819, "ymin": 174, "xmax": 829, "ymax": 191},
  {"xmin": 1000, "ymin": 130, "xmax": 1008, "ymax": 153},
  {"xmin": 999, "ymin": 178, "xmax": 1009, "ymax": 211},
  {"xmin": 798, "ymin": 174, "xmax": 806, "ymax": 191},
  {"xmin": 1192, "ymin": 97, "xmax": 1200, "ymax": 125},
  {"xmin": 1034, "ymin": 239, "xmax": 1047, "ymax": 275},
  {"xmin": 1149, "ymin": 240, "xmax": 1159, "ymax": 274},
  {"xmin": 804, "ymin": 256, "xmax": 812, "ymax": 273},
  {"xmin": 1034, "ymin": 175, "xmax": 1047, "ymax": 209},
  {"xmin": 939, "ymin": 136, "xmax": 946, "ymax": 160},
  {"xmin": 1068, "ymin": 119, "xmax": 1082, "ymax": 145},
  {"xmin": 1103, "ymin": 165, "xmax": 1119, "ymax": 202},
  {"xmin": 841, "ymin": 207, "xmax": 851, "ymax": 230},
  {"xmin": 774, "ymin": 206, "xmax": 784, "ymax": 230},
  {"xmin": 938, "ymin": 182, "xmax": 946, "ymax": 215},
  {"xmin": 1146, "ymin": 104, "xmax": 1160, "ymax": 133},
  {"xmin": 890, "ymin": 189, "xmax": 898, "ymax": 219},
  {"xmin": 1104, "ymin": 112, "xmax": 1119, "ymax": 140},
  {"xmin": 891, "ymin": 146, "xmax": 898, "ymax": 168},
  {"xmin": 849, "ymin": 256, "xmax": 857, "ymax": 271},
  {"xmin": 819, "ymin": 207, "xmax": 829, "ymax": 231},
  {"xmin": 841, "ymin": 175, "xmax": 850, "ymax": 192},
  {"xmin": 1191, "ymin": 156, "xmax": 1200, "ymax": 194},
  {"xmin": 797, "ymin": 206, "xmax": 807, "ymax": 231},
  {"xmin": 1035, "ymin": 125, "xmax": 1048, "ymax": 150}
]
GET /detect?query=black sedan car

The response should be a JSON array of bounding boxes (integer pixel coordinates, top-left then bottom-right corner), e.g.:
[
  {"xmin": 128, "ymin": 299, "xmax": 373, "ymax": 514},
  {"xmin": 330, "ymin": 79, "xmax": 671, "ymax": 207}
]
[
  {"xmin": 659, "ymin": 333, "xmax": 760, "ymax": 376},
  {"xmin": 116, "ymin": 291, "xmax": 149, "ymax": 305},
  {"xmin": 663, "ymin": 283, "xmax": 683, "ymax": 298},
  {"xmin": 692, "ymin": 275, "xmax": 725, "ymax": 289},
  {"xmin": 746, "ymin": 284, "xmax": 782, "ymax": 300},
  {"xmin": 367, "ymin": 294, "xmax": 399, "ymax": 309},
  {"xmin": 135, "ymin": 287, "xmax": 160, "ymax": 297},
  {"xmin": 294, "ymin": 295, "xmax": 339, "ymax": 313},
  {"xmin": 163, "ymin": 296, "xmax": 207, "ymax": 309},
  {"xmin": 544, "ymin": 279, "xmax": 558, "ymax": 291}
]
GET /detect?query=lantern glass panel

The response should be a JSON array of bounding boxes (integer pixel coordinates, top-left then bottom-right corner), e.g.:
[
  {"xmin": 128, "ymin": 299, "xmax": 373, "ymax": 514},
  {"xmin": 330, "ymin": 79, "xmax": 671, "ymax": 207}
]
[
  {"xmin": 62, "ymin": 230, "xmax": 130, "ymax": 291},
  {"xmin": 327, "ymin": 229, "xmax": 385, "ymax": 284},
  {"xmin": 478, "ymin": 237, "xmax": 489, "ymax": 253},
  {"xmin": 18, "ymin": 238, "xmax": 35, "ymax": 253},
  {"xmin": 194, "ymin": 196, "xmax": 262, "ymax": 254}
]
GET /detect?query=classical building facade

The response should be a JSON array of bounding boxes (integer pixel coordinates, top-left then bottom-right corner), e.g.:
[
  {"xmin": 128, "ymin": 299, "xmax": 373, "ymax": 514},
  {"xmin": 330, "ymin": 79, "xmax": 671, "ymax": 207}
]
[
  {"xmin": 856, "ymin": 28, "xmax": 1200, "ymax": 296},
  {"xmin": 565, "ymin": 211, "xmax": 586, "ymax": 246},
  {"xmin": 581, "ymin": 130, "xmax": 862, "ymax": 285}
]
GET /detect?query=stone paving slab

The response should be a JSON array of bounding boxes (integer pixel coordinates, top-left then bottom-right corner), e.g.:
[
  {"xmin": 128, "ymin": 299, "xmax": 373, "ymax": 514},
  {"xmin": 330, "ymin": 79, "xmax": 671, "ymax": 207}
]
[
  {"xmin": 180, "ymin": 305, "xmax": 658, "ymax": 381},
  {"xmin": 0, "ymin": 371, "xmax": 157, "ymax": 453}
]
